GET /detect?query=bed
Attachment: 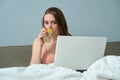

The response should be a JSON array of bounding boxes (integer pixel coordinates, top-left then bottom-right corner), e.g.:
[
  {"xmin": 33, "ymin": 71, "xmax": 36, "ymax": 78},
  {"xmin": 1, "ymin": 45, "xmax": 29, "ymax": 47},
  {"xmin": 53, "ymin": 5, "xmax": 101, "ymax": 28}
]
[
  {"xmin": 0, "ymin": 55, "xmax": 120, "ymax": 80},
  {"xmin": 0, "ymin": 42, "xmax": 120, "ymax": 80}
]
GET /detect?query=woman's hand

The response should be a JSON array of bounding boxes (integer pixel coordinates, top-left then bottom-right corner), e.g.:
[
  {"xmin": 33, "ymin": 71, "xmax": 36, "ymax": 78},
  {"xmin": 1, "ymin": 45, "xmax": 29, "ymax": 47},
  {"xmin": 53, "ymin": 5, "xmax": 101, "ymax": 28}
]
[
  {"xmin": 36, "ymin": 27, "xmax": 47, "ymax": 45},
  {"xmin": 38, "ymin": 27, "xmax": 47, "ymax": 40}
]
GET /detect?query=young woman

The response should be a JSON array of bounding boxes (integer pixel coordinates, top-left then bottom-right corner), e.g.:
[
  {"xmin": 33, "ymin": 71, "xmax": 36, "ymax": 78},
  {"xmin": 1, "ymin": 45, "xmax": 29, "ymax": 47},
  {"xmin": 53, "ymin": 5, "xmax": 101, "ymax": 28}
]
[{"xmin": 30, "ymin": 7, "xmax": 71, "ymax": 64}]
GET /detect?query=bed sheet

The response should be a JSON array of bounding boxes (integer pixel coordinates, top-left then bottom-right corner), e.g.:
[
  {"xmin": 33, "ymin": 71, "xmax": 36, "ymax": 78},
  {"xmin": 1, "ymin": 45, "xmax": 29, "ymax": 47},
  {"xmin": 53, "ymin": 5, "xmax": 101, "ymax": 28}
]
[{"xmin": 0, "ymin": 55, "xmax": 120, "ymax": 80}]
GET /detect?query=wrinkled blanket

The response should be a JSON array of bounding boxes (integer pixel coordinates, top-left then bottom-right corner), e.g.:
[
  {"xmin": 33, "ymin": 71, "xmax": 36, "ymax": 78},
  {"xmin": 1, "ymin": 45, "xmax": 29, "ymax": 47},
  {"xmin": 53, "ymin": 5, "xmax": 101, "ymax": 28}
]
[{"xmin": 0, "ymin": 55, "xmax": 120, "ymax": 80}]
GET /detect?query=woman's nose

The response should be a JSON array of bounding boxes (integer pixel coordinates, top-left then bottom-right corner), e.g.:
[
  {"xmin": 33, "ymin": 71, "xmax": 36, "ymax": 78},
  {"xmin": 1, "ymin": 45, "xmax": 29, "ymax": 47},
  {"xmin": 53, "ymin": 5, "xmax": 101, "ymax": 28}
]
[{"xmin": 48, "ymin": 24, "xmax": 52, "ymax": 28}]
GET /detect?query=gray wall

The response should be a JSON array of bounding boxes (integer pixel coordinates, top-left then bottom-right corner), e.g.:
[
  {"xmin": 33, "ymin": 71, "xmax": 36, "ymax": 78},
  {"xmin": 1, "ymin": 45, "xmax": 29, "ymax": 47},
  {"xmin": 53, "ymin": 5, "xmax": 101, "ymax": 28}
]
[{"xmin": 0, "ymin": 0, "xmax": 120, "ymax": 46}]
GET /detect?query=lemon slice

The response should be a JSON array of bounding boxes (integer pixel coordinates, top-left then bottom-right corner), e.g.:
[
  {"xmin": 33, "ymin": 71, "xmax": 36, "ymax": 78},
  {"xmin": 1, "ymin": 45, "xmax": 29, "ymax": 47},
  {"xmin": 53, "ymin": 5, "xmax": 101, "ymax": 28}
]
[{"xmin": 47, "ymin": 28, "xmax": 53, "ymax": 35}]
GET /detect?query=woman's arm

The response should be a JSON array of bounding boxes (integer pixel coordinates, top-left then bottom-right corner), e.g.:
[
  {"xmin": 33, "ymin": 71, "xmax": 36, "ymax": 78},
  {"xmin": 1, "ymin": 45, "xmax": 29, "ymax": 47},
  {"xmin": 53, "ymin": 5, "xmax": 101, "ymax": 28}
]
[
  {"xmin": 30, "ymin": 38, "xmax": 43, "ymax": 64},
  {"xmin": 30, "ymin": 28, "xmax": 47, "ymax": 64}
]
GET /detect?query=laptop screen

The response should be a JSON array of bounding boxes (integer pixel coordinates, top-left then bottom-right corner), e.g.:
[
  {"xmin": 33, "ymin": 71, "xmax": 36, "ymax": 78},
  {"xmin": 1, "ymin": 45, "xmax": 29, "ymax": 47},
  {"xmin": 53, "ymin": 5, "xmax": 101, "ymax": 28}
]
[{"xmin": 54, "ymin": 36, "xmax": 107, "ymax": 70}]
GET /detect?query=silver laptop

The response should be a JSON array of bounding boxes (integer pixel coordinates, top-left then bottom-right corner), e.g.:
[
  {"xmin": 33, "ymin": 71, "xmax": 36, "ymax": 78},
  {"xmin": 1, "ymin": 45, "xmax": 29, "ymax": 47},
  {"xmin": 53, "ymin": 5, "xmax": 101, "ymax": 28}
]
[{"xmin": 54, "ymin": 36, "xmax": 107, "ymax": 70}]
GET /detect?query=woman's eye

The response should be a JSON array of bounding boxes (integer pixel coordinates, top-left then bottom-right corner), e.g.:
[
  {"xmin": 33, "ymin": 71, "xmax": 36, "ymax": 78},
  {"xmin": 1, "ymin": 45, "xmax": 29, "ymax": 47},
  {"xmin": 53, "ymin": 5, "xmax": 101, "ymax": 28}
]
[
  {"xmin": 53, "ymin": 21, "xmax": 57, "ymax": 24},
  {"xmin": 44, "ymin": 21, "xmax": 48, "ymax": 25}
]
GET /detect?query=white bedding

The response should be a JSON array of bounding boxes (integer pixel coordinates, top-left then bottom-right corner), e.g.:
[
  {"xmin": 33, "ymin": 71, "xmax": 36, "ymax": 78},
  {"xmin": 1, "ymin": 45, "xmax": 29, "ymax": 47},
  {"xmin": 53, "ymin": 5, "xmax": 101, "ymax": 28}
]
[{"xmin": 0, "ymin": 55, "xmax": 120, "ymax": 80}]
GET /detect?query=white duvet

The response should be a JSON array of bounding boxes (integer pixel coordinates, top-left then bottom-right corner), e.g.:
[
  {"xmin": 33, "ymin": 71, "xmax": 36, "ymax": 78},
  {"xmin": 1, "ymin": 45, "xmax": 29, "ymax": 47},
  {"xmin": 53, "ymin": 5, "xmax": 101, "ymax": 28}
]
[{"xmin": 0, "ymin": 55, "xmax": 120, "ymax": 80}]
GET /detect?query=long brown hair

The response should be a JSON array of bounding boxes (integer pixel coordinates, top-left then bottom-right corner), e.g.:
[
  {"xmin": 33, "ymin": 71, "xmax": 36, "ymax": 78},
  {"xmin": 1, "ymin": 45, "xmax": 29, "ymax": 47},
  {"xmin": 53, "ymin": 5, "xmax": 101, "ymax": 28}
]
[{"xmin": 42, "ymin": 7, "xmax": 71, "ymax": 36}]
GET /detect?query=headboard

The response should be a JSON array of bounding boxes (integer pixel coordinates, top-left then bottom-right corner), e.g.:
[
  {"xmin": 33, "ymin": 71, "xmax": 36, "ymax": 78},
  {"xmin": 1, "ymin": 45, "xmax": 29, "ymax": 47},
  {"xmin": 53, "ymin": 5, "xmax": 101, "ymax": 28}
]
[{"xmin": 0, "ymin": 42, "xmax": 120, "ymax": 68}]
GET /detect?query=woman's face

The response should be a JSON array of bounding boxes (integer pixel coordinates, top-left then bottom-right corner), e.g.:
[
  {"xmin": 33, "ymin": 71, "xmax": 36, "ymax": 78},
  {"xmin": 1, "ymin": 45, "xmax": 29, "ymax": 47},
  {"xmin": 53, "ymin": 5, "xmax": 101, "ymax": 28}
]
[{"xmin": 44, "ymin": 13, "xmax": 59, "ymax": 37}]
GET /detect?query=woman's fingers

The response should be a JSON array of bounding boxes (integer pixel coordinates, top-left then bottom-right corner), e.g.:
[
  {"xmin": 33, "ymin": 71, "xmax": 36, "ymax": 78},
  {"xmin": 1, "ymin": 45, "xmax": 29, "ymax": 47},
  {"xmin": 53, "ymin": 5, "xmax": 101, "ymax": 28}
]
[{"xmin": 38, "ymin": 27, "xmax": 47, "ymax": 39}]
